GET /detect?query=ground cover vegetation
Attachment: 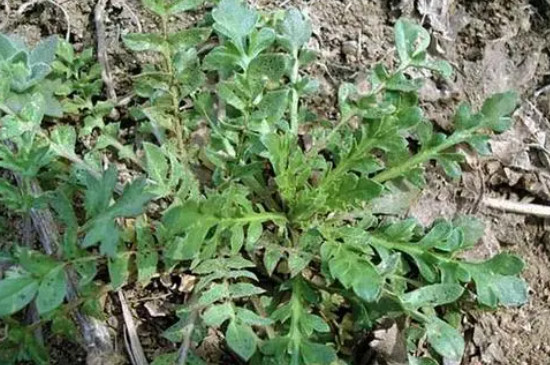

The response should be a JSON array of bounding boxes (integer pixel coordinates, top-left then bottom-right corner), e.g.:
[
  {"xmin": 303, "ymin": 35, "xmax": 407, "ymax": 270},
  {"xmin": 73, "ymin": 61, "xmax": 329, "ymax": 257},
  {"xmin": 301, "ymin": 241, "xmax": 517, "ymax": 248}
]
[{"xmin": 0, "ymin": 0, "xmax": 527, "ymax": 364}]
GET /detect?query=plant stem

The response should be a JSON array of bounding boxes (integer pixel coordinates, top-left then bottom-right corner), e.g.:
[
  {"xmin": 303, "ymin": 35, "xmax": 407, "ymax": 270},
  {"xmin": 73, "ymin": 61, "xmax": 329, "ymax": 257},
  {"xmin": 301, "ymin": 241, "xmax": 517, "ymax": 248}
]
[
  {"xmin": 161, "ymin": 14, "xmax": 187, "ymax": 160},
  {"xmin": 251, "ymin": 297, "xmax": 275, "ymax": 339},
  {"xmin": 318, "ymin": 136, "xmax": 377, "ymax": 193},
  {"xmin": 308, "ymin": 113, "xmax": 354, "ymax": 157},
  {"xmin": 25, "ymin": 284, "xmax": 111, "ymax": 332},
  {"xmin": 369, "ymin": 235, "xmax": 452, "ymax": 265},
  {"xmin": 289, "ymin": 50, "xmax": 300, "ymax": 136},
  {"xmin": 176, "ymin": 308, "xmax": 198, "ymax": 365},
  {"xmin": 44, "ymin": 135, "xmax": 101, "ymax": 179},
  {"xmin": 108, "ymin": 137, "xmax": 144, "ymax": 170},
  {"xmin": 309, "ymin": 62, "xmax": 410, "ymax": 156},
  {"xmin": 171, "ymin": 90, "xmax": 187, "ymax": 160},
  {"xmin": 222, "ymin": 212, "xmax": 288, "ymax": 225},
  {"xmin": 288, "ymin": 278, "xmax": 303, "ymax": 364},
  {"xmin": 130, "ymin": 71, "xmax": 172, "ymax": 79},
  {"xmin": 372, "ymin": 130, "xmax": 470, "ymax": 183}
]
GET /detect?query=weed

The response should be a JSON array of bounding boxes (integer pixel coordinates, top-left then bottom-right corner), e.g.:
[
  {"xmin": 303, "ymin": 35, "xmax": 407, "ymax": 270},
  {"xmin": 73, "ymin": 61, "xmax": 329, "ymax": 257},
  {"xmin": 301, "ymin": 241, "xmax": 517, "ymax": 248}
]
[{"xmin": 0, "ymin": 1, "xmax": 526, "ymax": 364}]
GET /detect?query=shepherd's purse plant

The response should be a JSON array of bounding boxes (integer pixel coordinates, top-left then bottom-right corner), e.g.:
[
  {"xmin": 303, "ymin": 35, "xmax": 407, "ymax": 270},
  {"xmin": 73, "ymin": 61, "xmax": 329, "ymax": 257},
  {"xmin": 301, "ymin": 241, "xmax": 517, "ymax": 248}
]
[{"xmin": 0, "ymin": 0, "xmax": 527, "ymax": 364}]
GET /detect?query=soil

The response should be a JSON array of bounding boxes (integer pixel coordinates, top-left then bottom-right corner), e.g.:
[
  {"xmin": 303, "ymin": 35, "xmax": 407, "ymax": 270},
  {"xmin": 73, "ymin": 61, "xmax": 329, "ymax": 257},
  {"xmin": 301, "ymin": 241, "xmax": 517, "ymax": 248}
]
[{"xmin": 1, "ymin": 0, "xmax": 550, "ymax": 364}]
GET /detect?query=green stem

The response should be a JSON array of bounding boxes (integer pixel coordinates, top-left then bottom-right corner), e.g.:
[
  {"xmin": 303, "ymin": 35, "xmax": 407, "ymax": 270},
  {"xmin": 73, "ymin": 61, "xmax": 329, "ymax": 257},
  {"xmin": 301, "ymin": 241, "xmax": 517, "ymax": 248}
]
[
  {"xmin": 288, "ymin": 278, "xmax": 303, "ymax": 364},
  {"xmin": 108, "ymin": 137, "xmax": 144, "ymax": 170},
  {"xmin": 289, "ymin": 50, "xmax": 300, "ymax": 136},
  {"xmin": 24, "ymin": 284, "xmax": 111, "ymax": 332},
  {"xmin": 161, "ymin": 15, "xmax": 186, "ymax": 161},
  {"xmin": 130, "ymin": 71, "xmax": 172, "ymax": 79},
  {"xmin": 161, "ymin": 15, "xmax": 169, "ymax": 41},
  {"xmin": 170, "ymin": 89, "xmax": 187, "ymax": 160},
  {"xmin": 381, "ymin": 289, "xmax": 429, "ymax": 323},
  {"xmin": 318, "ymin": 136, "xmax": 377, "ymax": 193},
  {"xmin": 306, "ymin": 62, "xmax": 417, "ymax": 199},
  {"xmin": 222, "ymin": 212, "xmax": 288, "ymax": 225},
  {"xmin": 309, "ymin": 62, "xmax": 411, "ymax": 156},
  {"xmin": 44, "ymin": 135, "xmax": 101, "ymax": 179},
  {"xmin": 369, "ymin": 235, "xmax": 452, "ymax": 265},
  {"xmin": 308, "ymin": 113, "xmax": 354, "ymax": 157},
  {"xmin": 372, "ymin": 129, "xmax": 472, "ymax": 184},
  {"xmin": 236, "ymin": 113, "xmax": 249, "ymax": 161},
  {"xmin": 68, "ymin": 255, "xmax": 104, "ymax": 265}
]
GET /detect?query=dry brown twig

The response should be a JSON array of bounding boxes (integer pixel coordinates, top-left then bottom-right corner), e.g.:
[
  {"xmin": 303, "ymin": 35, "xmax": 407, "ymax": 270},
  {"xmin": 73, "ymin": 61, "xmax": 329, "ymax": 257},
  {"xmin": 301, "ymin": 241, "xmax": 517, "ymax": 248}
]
[
  {"xmin": 344, "ymin": 0, "xmax": 353, "ymax": 12},
  {"xmin": 5, "ymin": 161, "xmax": 116, "ymax": 362},
  {"xmin": 118, "ymin": 291, "xmax": 148, "ymax": 365},
  {"xmin": 176, "ymin": 307, "xmax": 199, "ymax": 365},
  {"xmin": 16, "ymin": 0, "xmax": 71, "ymax": 41},
  {"xmin": 0, "ymin": 0, "xmax": 11, "ymax": 30},
  {"xmin": 94, "ymin": 0, "xmax": 118, "ymax": 101},
  {"xmin": 28, "ymin": 181, "xmax": 115, "ymax": 357},
  {"xmin": 357, "ymin": 28, "xmax": 362, "ymax": 61},
  {"xmin": 118, "ymin": 0, "xmax": 142, "ymax": 33},
  {"xmin": 466, "ymin": 162, "xmax": 486, "ymax": 215},
  {"xmin": 534, "ymin": 84, "xmax": 550, "ymax": 98},
  {"xmin": 483, "ymin": 197, "xmax": 550, "ymax": 218},
  {"xmin": 21, "ymin": 216, "xmax": 45, "ymax": 346}
]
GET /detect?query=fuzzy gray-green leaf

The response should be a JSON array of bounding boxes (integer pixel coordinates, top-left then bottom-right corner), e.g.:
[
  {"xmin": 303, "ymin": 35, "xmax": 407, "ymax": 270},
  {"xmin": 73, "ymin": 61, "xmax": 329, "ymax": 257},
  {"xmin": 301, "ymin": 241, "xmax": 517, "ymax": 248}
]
[
  {"xmin": 401, "ymin": 284, "xmax": 464, "ymax": 309},
  {"xmin": 226, "ymin": 321, "xmax": 257, "ymax": 361},
  {"xmin": 136, "ymin": 216, "xmax": 158, "ymax": 286},
  {"xmin": 277, "ymin": 8, "xmax": 312, "ymax": 53},
  {"xmin": 236, "ymin": 307, "xmax": 273, "ymax": 326},
  {"xmin": 212, "ymin": 0, "xmax": 258, "ymax": 44},
  {"xmin": 248, "ymin": 28, "xmax": 276, "ymax": 58},
  {"xmin": 168, "ymin": 0, "xmax": 204, "ymax": 14},
  {"xmin": 30, "ymin": 36, "xmax": 58, "ymax": 66},
  {"xmin": 50, "ymin": 125, "xmax": 77, "ymax": 156},
  {"xmin": 168, "ymin": 28, "xmax": 212, "ymax": 51},
  {"xmin": 248, "ymin": 53, "xmax": 289, "ymax": 81},
  {"xmin": 425, "ymin": 317, "xmax": 464, "ymax": 361},
  {"xmin": 0, "ymin": 34, "xmax": 17, "ymax": 60},
  {"xmin": 123, "ymin": 33, "xmax": 166, "ymax": 53},
  {"xmin": 301, "ymin": 341, "xmax": 337, "ymax": 365},
  {"xmin": 142, "ymin": 0, "xmax": 166, "ymax": 16},
  {"xmin": 253, "ymin": 88, "xmax": 289, "ymax": 123},
  {"xmin": 229, "ymin": 283, "xmax": 265, "ymax": 299},
  {"xmin": 109, "ymin": 252, "xmax": 130, "ymax": 290},
  {"xmin": 394, "ymin": 18, "xmax": 430, "ymax": 64},
  {"xmin": 230, "ymin": 224, "xmax": 245, "ymax": 254},
  {"xmin": 202, "ymin": 302, "xmax": 234, "ymax": 327},
  {"xmin": 481, "ymin": 91, "xmax": 518, "ymax": 132}
]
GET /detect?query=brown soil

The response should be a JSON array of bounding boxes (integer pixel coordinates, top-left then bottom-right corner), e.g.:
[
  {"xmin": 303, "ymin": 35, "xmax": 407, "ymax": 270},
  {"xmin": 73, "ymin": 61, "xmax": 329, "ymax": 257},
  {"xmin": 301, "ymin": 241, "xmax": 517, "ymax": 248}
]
[{"xmin": 1, "ymin": 0, "xmax": 550, "ymax": 364}]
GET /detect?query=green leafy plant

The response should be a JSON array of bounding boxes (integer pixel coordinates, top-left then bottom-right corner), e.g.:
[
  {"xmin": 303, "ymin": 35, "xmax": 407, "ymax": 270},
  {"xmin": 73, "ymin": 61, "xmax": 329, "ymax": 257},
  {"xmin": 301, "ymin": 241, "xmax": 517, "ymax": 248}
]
[
  {"xmin": 0, "ymin": 1, "xmax": 527, "ymax": 364},
  {"xmin": 0, "ymin": 34, "xmax": 62, "ymax": 117},
  {"xmin": 51, "ymin": 39, "xmax": 115, "ymax": 136}
]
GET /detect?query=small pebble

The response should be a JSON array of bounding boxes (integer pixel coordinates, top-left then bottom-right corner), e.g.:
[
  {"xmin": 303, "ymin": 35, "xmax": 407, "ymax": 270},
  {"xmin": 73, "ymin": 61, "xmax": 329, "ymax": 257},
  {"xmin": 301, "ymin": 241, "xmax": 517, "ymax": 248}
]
[{"xmin": 341, "ymin": 40, "xmax": 358, "ymax": 56}]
